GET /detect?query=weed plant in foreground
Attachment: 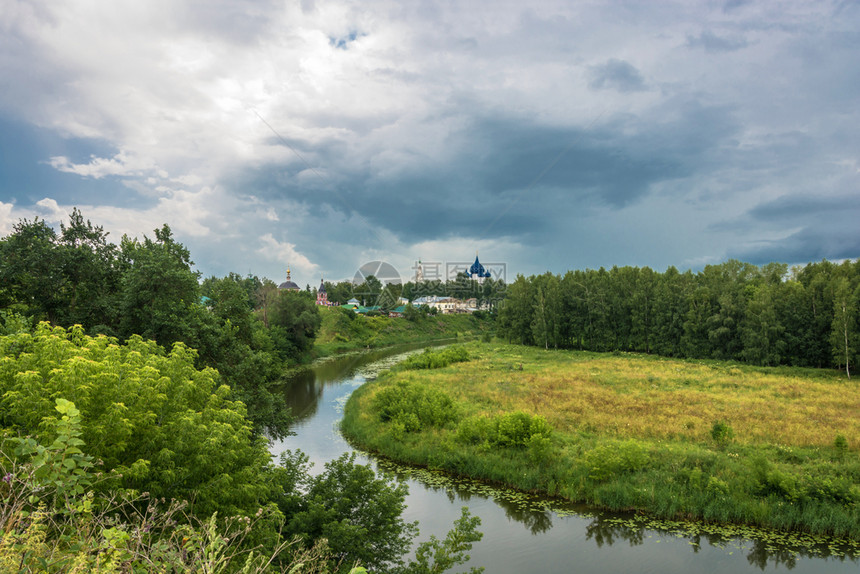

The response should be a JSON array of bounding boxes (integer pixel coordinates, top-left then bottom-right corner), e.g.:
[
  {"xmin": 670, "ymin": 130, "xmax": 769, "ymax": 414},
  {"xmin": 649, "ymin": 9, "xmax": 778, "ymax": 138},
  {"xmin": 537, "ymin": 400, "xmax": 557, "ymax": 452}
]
[{"xmin": 342, "ymin": 342, "xmax": 860, "ymax": 541}]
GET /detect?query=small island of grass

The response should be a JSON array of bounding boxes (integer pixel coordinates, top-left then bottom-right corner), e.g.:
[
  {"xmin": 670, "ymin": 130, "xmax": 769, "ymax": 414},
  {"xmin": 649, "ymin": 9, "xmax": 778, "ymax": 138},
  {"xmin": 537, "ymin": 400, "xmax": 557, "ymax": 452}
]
[{"xmin": 342, "ymin": 342, "xmax": 860, "ymax": 543}]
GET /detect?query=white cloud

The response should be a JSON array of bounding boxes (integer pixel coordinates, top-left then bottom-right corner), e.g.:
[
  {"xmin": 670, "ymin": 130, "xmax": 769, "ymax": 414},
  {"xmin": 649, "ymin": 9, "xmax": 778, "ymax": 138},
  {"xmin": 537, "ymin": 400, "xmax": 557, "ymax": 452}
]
[
  {"xmin": 34, "ymin": 197, "xmax": 66, "ymax": 221},
  {"xmin": 257, "ymin": 234, "xmax": 319, "ymax": 277},
  {"xmin": 0, "ymin": 201, "xmax": 15, "ymax": 236},
  {"xmin": 48, "ymin": 151, "xmax": 162, "ymax": 179}
]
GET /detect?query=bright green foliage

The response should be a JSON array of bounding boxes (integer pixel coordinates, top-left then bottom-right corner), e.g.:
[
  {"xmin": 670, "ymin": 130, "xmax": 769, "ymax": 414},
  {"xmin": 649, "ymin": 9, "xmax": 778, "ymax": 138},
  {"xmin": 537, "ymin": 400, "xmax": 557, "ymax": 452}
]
[
  {"xmin": 10, "ymin": 399, "xmax": 95, "ymax": 505},
  {"xmin": 456, "ymin": 412, "xmax": 552, "ymax": 449},
  {"xmin": 455, "ymin": 412, "xmax": 553, "ymax": 465},
  {"xmin": 373, "ymin": 380, "xmax": 459, "ymax": 433},
  {"xmin": 1, "ymin": 452, "xmax": 330, "ymax": 573},
  {"xmin": 583, "ymin": 441, "xmax": 649, "ymax": 482},
  {"xmin": 835, "ymin": 435, "xmax": 849, "ymax": 461},
  {"xmin": 0, "ymin": 324, "xmax": 274, "ymax": 517},
  {"xmin": 401, "ymin": 346, "xmax": 470, "ymax": 370}
]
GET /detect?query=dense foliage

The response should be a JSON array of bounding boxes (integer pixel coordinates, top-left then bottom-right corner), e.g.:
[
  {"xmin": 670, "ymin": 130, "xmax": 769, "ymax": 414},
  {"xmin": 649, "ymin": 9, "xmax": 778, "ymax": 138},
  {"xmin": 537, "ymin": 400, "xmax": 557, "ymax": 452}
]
[
  {"xmin": 401, "ymin": 346, "xmax": 470, "ymax": 370},
  {"xmin": 0, "ymin": 211, "xmax": 322, "ymax": 437},
  {"xmin": 0, "ymin": 326, "xmax": 482, "ymax": 573},
  {"xmin": 497, "ymin": 260, "xmax": 860, "ymax": 375},
  {"xmin": 315, "ymin": 307, "xmax": 492, "ymax": 356}
]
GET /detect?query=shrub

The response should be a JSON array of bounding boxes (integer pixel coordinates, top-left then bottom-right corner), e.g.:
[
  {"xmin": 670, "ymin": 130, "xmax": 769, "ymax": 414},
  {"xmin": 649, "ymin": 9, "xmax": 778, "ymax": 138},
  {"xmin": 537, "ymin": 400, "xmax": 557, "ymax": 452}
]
[
  {"xmin": 710, "ymin": 420, "xmax": 734, "ymax": 448},
  {"xmin": 494, "ymin": 412, "xmax": 552, "ymax": 447},
  {"xmin": 373, "ymin": 381, "xmax": 459, "ymax": 432},
  {"xmin": 583, "ymin": 440, "xmax": 649, "ymax": 482},
  {"xmin": 401, "ymin": 346, "xmax": 470, "ymax": 370},
  {"xmin": 455, "ymin": 411, "xmax": 553, "ymax": 461},
  {"xmin": 834, "ymin": 434, "xmax": 848, "ymax": 460}
]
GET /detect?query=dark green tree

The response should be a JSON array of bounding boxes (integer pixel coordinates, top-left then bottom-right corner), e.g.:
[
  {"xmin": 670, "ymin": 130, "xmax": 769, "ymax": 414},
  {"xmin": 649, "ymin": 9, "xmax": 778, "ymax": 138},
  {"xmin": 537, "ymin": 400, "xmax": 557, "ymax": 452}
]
[
  {"xmin": 497, "ymin": 275, "xmax": 534, "ymax": 345},
  {"xmin": 269, "ymin": 290, "xmax": 322, "ymax": 360},
  {"xmin": 0, "ymin": 218, "xmax": 66, "ymax": 323},
  {"xmin": 118, "ymin": 224, "xmax": 201, "ymax": 347},
  {"xmin": 284, "ymin": 453, "xmax": 417, "ymax": 573},
  {"xmin": 57, "ymin": 208, "xmax": 122, "ymax": 331},
  {"xmin": 830, "ymin": 276, "xmax": 858, "ymax": 378}
]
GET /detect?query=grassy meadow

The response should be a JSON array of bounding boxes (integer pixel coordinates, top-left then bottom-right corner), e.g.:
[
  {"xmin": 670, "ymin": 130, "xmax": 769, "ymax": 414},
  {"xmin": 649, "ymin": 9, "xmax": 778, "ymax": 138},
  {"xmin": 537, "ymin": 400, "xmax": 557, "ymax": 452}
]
[
  {"xmin": 313, "ymin": 306, "xmax": 493, "ymax": 356},
  {"xmin": 342, "ymin": 342, "xmax": 860, "ymax": 540}
]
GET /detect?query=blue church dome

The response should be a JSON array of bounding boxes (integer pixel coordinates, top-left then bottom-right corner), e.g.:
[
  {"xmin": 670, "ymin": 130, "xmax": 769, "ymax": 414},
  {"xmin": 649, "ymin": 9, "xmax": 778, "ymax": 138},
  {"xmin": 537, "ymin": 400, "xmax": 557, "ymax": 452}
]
[{"xmin": 469, "ymin": 254, "xmax": 491, "ymax": 278}]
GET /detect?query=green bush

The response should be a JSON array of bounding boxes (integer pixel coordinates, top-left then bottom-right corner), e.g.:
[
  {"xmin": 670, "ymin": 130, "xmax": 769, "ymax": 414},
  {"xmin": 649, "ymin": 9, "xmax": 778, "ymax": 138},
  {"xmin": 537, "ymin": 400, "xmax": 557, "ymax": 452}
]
[
  {"xmin": 710, "ymin": 420, "xmax": 735, "ymax": 448},
  {"xmin": 402, "ymin": 346, "xmax": 470, "ymax": 370},
  {"xmin": 583, "ymin": 440, "xmax": 649, "ymax": 482},
  {"xmin": 455, "ymin": 411, "xmax": 553, "ymax": 457},
  {"xmin": 373, "ymin": 381, "xmax": 459, "ymax": 432},
  {"xmin": 834, "ymin": 434, "xmax": 849, "ymax": 460}
]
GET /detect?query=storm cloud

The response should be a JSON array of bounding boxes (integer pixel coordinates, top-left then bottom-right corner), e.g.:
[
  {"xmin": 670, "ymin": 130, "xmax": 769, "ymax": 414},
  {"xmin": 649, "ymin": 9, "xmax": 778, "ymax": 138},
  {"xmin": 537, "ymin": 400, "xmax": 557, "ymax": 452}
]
[{"xmin": 1, "ymin": 0, "xmax": 858, "ymax": 281}]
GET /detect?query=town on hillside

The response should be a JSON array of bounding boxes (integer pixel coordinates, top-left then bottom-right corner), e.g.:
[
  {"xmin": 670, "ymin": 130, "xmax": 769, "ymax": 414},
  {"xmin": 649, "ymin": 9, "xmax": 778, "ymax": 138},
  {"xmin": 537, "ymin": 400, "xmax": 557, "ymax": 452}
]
[{"xmin": 277, "ymin": 254, "xmax": 504, "ymax": 317}]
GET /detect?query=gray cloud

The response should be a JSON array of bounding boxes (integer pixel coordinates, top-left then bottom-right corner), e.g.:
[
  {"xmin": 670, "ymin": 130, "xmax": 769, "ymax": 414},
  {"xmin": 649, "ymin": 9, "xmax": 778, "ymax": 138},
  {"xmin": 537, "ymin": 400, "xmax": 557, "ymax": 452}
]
[
  {"xmin": 588, "ymin": 59, "xmax": 647, "ymax": 93},
  {"xmin": 748, "ymin": 193, "xmax": 858, "ymax": 221},
  {"xmin": 686, "ymin": 31, "xmax": 749, "ymax": 52},
  {"xmin": 2, "ymin": 0, "xmax": 859, "ymax": 279}
]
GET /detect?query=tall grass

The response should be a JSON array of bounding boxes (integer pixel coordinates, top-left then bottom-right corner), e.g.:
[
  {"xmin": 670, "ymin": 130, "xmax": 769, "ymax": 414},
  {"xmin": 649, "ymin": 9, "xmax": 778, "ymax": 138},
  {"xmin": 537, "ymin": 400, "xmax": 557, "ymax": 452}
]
[{"xmin": 342, "ymin": 343, "xmax": 860, "ymax": 540}]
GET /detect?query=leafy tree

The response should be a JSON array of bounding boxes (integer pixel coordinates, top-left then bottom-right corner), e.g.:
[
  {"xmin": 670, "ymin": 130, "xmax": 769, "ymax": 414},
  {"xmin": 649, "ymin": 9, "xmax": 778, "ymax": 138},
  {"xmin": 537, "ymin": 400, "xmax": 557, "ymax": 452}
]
[
  {"xmin": 0, "ymin": 218, "xmax": 66, "ymax": 323},
  {"xmin": 283, "ymin": 452, "xmax": 417, "ymax": 573},
  {"xmin": 741, "ymin": 282, "xmax": 786, "ymax": 366},
  {"xmin": 497, "ymin": 275, "xmax": 534, "ymax": 345},
  {"xmin": 531, "ymin": 273, "xmax": 561, "ymax": 349},
  {"xmin": 58, "ymin": 208, "xmax": 122, "ymax": 331},
  {"xmin": 202, "ymin": 274, "xmax": 256, "ymax": 343},
  {"xmin": 830, "ymin": 277, "xmax": 858, "ymax": 378},
  {"xmin": 353, "ymin": 275, "xmax": 383, "ymax": 306},
  {"xmin": 630, "ymin": 266, "xmax": 656, "ymax": 353},
  {"xmin": 0, "ymin": 324, "xmax": 274, "ymax": 517},
  {"xmin": 269, "ymin": 290, "xmax": 322, "ymax": 360},
  {"xmin": 651, "ymin": 267, "xmax": 689, "ymax": 357},
  {"xmin": 118, "ymin": 224, "xmax": 201, "ymax": 346},
  {"xmin": 254, "ymin": 279, "xmax": 281, "ymax": 328}
]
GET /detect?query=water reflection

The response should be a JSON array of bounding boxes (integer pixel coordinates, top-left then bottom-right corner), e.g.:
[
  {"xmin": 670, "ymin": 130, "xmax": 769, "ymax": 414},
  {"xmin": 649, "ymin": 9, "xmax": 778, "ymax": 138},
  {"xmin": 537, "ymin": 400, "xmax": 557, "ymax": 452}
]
[
  {"xmin": 579, "ymin": 513, "xmax": 859, "ymax": 572},
  {"xmin": 585, "ymin": 516, "xmax": 645, "ymax": 548},
  {"xmin": 281, "ymin": 342, "xmax": 455, "ymax": 426},
  {"xmin": 276, "ymin": 343, "xmax": 860, "ymax": 574},
  {"xmin": 280, "ymin": 368, "xmax": 322, "ymax": 424}
]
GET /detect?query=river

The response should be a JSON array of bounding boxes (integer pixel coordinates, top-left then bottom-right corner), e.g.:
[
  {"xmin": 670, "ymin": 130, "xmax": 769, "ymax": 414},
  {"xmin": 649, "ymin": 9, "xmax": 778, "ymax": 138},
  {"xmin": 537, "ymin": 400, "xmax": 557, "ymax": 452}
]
[{"xmin": 269, "ymin": 343, "xmax": 858, "ymax": 573}]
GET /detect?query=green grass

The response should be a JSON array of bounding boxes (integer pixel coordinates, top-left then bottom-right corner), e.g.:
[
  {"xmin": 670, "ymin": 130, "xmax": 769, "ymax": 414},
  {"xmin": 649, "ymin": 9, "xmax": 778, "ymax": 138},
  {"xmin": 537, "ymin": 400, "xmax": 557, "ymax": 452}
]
[
  {"xmin": 313, "ymin": 307, "xmax": 493, "ymax": 357},
  {"xmin": 342, "ymin": 342, "xmax": 860, "ymax": 541}
]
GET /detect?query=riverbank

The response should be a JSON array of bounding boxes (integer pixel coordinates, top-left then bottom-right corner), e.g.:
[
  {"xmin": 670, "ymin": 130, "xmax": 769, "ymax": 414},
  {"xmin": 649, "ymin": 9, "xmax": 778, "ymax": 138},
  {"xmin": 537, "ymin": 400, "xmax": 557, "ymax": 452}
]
[
  {"xmin": 342, "ymin": 342, "xmax": 860, "ymax": 541},
  {"xmin": 312, "ymin": 306, "xmax": 493, "ymax": 357}
]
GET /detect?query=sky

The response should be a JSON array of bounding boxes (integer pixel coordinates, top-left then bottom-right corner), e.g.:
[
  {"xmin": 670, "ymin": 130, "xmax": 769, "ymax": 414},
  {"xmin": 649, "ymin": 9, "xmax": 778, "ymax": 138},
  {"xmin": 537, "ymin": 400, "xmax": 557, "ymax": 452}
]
[{"xmin": 1, "ymin": 0, "xmax": 859, "ymax": 286}]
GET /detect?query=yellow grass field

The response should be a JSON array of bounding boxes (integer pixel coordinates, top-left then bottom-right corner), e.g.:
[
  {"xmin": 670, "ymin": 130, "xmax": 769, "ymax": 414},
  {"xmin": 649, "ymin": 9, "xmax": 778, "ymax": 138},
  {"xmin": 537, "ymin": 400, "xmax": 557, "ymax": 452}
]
[{"xmin": 415, "ymin": 344, "xmax": 859, "ymax": 449}]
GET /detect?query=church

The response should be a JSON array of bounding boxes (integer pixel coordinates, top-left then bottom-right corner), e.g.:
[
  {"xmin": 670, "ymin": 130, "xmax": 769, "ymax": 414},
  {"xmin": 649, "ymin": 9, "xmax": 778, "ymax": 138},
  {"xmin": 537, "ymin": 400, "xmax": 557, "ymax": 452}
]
[
  {"xmin": 469, "ymin": 253, "xmax": 492, "ymax": 283},
  {"xmin": 278, "ymin": 268, "xmax": 300, "ymax": 291},
  {"xmin": 316, "ymin": 279, "xmax": 332, "ymax": 306}
]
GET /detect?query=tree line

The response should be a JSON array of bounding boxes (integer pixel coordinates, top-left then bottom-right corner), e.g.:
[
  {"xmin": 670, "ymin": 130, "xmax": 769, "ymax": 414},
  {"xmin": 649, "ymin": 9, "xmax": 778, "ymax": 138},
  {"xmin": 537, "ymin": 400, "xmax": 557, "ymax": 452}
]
[
  {"xmin": 318, "ymin": 274, "xmax": 506, "ymax": 310},
  {"xmin": 0, "ymin": 209, "xmax": 321, "ymax": 437},
  {"xmin": 497, "ymin": 259, "xmax": 859, "ymax": 376}
]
